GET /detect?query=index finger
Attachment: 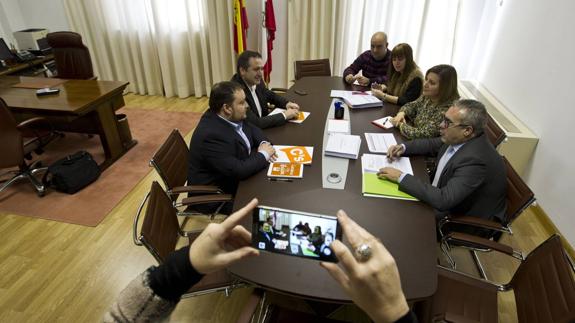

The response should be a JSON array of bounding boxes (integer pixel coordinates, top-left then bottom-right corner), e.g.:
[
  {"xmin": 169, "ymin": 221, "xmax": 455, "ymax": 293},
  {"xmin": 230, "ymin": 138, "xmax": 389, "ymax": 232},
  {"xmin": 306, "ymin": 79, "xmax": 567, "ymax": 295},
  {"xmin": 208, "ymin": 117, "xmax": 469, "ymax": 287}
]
[
  {"xmin": 337, "ymin": 210, "xmax": 375, "ymax": 248},
  {"xmin": 220, "ymin": 198, "xmax": 258, "ymax": 231}
]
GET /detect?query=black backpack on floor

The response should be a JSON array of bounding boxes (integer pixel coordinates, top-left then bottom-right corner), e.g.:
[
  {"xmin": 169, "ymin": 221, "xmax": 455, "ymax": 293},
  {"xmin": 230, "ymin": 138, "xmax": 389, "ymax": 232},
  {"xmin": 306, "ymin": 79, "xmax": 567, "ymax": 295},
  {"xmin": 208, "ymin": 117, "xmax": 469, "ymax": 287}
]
[{"xmin": 43, "ymin": 151, "xmax": 101, "ymax": 194}]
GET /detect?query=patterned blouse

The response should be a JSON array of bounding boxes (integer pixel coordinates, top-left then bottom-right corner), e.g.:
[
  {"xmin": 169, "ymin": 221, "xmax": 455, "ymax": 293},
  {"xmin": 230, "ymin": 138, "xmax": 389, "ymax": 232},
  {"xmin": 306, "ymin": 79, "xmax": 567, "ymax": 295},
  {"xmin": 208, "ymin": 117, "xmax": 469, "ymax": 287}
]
[{"xmin": 398, "ymin": 96, "xmax": 454, "ymax": 140}]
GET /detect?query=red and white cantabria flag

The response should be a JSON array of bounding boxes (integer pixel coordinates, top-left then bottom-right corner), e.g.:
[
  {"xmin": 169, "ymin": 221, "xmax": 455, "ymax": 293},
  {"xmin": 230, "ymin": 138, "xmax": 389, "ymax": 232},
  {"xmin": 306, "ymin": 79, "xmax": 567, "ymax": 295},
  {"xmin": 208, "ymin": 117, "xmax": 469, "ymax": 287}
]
[{"xmin": 260, "ymin": 0, "xmax": 276, "ymax": 83}]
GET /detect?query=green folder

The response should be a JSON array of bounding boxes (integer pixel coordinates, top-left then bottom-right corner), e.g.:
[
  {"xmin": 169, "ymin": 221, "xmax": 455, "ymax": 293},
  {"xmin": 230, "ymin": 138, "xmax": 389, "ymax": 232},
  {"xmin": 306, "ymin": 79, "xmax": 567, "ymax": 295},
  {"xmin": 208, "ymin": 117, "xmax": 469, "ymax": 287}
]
[{"xmin": 362, "ymin": 173, "xmax": 418, "ymax": 201}]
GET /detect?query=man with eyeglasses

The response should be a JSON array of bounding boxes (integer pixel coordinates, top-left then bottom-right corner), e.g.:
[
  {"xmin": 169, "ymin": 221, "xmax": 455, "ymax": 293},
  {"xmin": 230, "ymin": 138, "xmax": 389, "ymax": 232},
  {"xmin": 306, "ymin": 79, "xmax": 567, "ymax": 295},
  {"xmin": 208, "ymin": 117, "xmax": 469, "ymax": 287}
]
[{"xmin": 378, "ymin": 99, "xmax": 506, "ymax": 229}]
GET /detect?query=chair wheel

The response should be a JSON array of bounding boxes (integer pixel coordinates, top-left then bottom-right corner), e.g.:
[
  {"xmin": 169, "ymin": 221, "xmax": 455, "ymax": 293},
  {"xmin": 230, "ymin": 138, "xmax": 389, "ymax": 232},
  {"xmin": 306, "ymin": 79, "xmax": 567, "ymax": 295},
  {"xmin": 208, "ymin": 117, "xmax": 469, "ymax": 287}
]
[{"xmin": 37, "ymin": 190, "xmax": 46, "ymax": 197}]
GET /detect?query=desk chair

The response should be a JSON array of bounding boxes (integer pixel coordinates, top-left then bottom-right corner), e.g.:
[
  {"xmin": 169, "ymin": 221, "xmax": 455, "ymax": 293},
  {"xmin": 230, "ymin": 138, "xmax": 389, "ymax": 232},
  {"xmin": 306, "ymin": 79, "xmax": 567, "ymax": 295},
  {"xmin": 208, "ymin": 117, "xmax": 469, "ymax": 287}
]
[
  {"xmin": 150, "ymin": 129, "xmax": 232, "ymax": 222},
  {"xmin": 432, "ymin": 234, "xmax": 575, "ymax": 323},
  {"xmin": 294, "ymin": 58, "xmax": 331, "ymax": 80},
  {"xmin": 133, "ymin": 181, "xmax": 244, "ymax": 297},
  {"xmin": 439, "ymin": 156, "xmax": 535, "ymax": 278},
  {"xmin": 271, "ymin": 58, "xmax": 332, "ymax": 93},
  {"xmin": 47, "ymin": 31, "xmax": 96, "ymax": 80},
  {"xmin": 0, "ymin": 98, "xmax": 58, "ymax": 197}
]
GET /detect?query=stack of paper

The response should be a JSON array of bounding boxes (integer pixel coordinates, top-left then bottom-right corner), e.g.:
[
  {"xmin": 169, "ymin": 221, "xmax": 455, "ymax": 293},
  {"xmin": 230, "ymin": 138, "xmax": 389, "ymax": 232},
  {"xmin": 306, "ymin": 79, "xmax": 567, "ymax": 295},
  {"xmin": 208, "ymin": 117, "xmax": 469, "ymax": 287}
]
[
  {"xmin": 324, "ymin": 133, "xmax": 361, "ymax": 159},
  {"xmin": 327, "ymin": 119, "xmax": 350, "ymax": 134},
  {"xmin": 274, "ymin": 145, "xmax": 314, "ymax": 164},
  {"xmin": 364, "ymin": 133, "xmax": 397, "ymax": 154},
  {"xmin": 330, "ymin": 90, "xmax": 383, "ymax": 109},
  {"xmin": 361, "ymin": 154, "xmax": 417, "ymax": 201}
]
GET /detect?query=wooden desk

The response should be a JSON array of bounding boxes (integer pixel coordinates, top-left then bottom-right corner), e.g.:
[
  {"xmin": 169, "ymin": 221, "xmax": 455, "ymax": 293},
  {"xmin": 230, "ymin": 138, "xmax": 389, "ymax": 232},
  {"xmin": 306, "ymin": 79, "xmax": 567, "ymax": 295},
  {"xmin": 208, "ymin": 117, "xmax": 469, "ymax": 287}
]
[
  {"xmin": 229, "ymin": 77, "xmax": 437, "ymax": 305},
  {"xmin": 0, "ymin": 54, "xmax": 54, "ymax": 76},
  {"xmin": 0, "ymin": 76, "xmax": 135, "ymax": 170}
]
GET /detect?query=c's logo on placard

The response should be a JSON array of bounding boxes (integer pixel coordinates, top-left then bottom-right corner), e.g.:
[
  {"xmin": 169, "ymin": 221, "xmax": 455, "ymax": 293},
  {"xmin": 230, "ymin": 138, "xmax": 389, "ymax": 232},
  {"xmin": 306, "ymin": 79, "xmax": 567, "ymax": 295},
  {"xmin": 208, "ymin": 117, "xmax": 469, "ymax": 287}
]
[{"xmin": 280, "ymin": 146, "xmax": 311, "ymax": 163}]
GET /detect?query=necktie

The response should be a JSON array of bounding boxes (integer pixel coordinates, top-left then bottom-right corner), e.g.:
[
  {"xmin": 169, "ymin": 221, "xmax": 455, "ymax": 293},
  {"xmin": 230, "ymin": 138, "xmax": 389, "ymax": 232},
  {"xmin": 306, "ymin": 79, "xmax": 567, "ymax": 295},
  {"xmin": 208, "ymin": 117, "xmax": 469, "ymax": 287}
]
[
  {"xmin": 432, "ymin": 146, "xmax": 455, "ymax": 187},
  {"xmin": 236, "ymin": 123, "xmax": 252, "ymax": 153}
]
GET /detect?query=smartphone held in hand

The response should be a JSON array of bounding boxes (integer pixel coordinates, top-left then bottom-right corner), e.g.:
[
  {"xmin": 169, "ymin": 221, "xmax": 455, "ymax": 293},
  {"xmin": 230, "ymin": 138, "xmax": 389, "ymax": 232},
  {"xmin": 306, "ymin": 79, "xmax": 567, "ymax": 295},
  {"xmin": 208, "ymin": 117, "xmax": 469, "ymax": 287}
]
[{"xmin": 252, "ymin": 205, "xmax": 342, "ymax": 262}]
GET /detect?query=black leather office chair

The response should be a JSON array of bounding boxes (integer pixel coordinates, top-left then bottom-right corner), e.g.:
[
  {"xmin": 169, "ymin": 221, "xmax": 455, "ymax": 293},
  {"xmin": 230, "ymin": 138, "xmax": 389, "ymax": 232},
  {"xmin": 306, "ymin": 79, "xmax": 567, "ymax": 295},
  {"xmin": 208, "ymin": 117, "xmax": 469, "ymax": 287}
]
[
  {"xmin": 149, "ymin": 129, "xmax": 232, "ymax": 220},
  {"xmin": 432, "ymin": 234, "xmax": 575, "ymax": 323},
  {"xmin": 294, "ymin": 58, "xmax": 331, "ymax": 80},
  {"xmin": 439, "ymin": 156, "xmax": 535, "ymax": 278},
  {"xmin": 0, "ymin": 97, "xmax": 59, "ymax": 196},
  {"xmin": 133, "ymin": 181, "xmax": 244, "ymax": 297},
  {"xmin": 47, "ymin": 31, "xmax": 96, "ymax": 80}
]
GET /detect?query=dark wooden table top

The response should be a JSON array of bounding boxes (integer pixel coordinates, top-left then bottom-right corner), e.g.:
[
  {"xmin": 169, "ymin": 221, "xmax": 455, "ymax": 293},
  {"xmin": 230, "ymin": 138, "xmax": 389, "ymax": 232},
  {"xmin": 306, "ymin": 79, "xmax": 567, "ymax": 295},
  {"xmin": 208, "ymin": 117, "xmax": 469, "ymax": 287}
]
[
  {"xmin": 0, "ymin": 76, "xmax": 128, "ymax": 115},
  {"xmin": 229, "ymin": 76, "xmax": 437, "ymax": 302}
]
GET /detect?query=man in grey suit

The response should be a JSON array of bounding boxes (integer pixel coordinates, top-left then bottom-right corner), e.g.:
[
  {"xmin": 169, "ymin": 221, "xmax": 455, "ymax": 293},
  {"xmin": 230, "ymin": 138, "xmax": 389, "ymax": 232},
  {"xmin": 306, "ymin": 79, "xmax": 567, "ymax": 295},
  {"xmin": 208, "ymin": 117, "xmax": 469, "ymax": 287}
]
[{"xmin": 378, "ymin": 99, "xmax": 506, "ymax": 225}]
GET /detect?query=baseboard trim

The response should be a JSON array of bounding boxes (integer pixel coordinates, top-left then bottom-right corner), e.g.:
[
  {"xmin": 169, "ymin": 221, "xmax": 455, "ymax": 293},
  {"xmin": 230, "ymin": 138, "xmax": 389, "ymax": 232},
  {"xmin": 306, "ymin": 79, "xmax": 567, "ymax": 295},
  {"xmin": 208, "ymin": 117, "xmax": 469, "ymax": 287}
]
[{"xmin": 531, "ymin": 204, "xmax": 575, "ymax": 260}]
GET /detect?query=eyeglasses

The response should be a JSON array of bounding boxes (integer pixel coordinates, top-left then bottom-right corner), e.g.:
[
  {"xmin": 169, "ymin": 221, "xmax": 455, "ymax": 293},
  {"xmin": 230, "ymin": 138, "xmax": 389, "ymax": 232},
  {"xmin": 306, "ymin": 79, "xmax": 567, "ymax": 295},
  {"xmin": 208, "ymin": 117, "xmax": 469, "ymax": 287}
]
[{"xmin": 441, "ymin": 116, "xmax": 470, "ymax": 129}]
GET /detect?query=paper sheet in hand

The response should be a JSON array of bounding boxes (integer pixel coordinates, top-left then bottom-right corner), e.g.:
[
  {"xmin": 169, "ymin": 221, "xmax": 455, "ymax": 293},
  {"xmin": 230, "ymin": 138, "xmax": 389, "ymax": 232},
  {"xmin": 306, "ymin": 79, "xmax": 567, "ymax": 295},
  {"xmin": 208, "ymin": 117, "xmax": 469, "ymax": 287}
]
[
  {"xmin": 269, "ymin": 108, "xmax": 310, "ymax": 123},
  {"xmin": 361, "ymin": 153, "xmax": 413, "ymax": 175},
  {"xmin": 364, "ymin": 133, "xmax": 397, "ymax": 154}
]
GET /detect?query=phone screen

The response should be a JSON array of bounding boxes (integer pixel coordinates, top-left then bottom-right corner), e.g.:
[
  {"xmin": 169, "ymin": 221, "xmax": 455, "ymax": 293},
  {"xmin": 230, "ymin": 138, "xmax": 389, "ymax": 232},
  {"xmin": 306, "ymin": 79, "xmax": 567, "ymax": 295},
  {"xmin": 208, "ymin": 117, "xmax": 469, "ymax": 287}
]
[{"xmin": 252, "ymin": 205, "xmax": 341, "ymax": 262}]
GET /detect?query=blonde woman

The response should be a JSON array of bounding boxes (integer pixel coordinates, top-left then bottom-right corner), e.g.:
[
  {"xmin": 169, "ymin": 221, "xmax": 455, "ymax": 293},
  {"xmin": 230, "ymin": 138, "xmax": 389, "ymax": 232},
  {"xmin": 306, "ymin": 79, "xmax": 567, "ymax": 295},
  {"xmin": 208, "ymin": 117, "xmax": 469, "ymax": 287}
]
[{"xmin": 372, "ymin": 43, "xmax": 423, "ymax": 106}]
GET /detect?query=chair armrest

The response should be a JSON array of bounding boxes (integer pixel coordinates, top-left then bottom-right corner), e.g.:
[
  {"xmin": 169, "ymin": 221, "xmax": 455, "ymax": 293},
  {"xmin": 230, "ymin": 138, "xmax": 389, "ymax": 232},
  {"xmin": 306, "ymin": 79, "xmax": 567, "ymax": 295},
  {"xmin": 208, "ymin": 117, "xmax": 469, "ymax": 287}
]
[
  {"xmin": 444, "ymin": 232, "xmax": 523, "ymax": 260},
  {"xmin": 17, "ymin": 117, "xmax": 54, "ymax": 132},
  {"xmin": 169, "ymin": 185, "xmax": 222, "ymax": 195},
  {"xmin": 270, "ymin": 87, "xmax": 288, "ymax": 93},
  {"xmin": 236, "ymin": 289, "xmax": 264, "ymax": 323},
  {"xmin": 441, "ymin": 215, "xmax": 508, "ymax": 232},
  {"xmin": 180, "ymin": 194, "xmax": 233, "ymax": 206},
  {"xmin": 437, "ymin": 265, "xmax": 506, "ymax": 292}
]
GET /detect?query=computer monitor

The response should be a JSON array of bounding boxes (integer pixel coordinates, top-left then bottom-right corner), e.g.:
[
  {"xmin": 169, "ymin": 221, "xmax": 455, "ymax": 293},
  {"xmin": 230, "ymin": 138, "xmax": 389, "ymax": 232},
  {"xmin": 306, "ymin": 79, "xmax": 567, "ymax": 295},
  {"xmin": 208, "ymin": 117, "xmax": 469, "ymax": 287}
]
[{"xmin": 0, "ymin": 38, "xmax": 15, "ymax": 61}]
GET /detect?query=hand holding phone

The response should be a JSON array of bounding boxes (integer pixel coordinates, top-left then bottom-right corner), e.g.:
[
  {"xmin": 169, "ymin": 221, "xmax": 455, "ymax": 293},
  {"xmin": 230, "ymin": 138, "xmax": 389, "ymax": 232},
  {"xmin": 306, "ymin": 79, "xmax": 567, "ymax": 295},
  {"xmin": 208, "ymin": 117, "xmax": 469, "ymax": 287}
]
[
  {"xmin": 252, "ymin": 205, "xmax": 342, "ymax": 262},
  {"xmin": 36, "ymin": 88, "xmax": 60, "ymax": 96}
]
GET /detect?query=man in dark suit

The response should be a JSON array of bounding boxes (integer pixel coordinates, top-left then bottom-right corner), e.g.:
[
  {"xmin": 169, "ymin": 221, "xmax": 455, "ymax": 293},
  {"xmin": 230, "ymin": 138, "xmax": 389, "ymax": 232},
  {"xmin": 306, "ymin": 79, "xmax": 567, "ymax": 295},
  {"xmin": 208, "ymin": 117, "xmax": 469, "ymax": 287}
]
[
  {"xmin": 378, "ymin": 99, "xmax": 506, "ymax": 225},
  {"xmin": 231, "ymin": 50, "xmax": 300, "ymax": 129},
  {"xmin": 187, "ymin": 81, "xmax": 276, "ymax": 213}
]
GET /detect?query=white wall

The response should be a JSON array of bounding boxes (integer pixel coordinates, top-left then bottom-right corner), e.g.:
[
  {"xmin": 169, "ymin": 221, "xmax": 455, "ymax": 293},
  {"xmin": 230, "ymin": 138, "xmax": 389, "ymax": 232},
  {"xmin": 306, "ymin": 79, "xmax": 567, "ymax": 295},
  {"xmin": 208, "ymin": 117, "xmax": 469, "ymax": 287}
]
[
  {"xmin": 466, "ymin": 0, "xmax": 575, "ymax": 244},
  {"xmin": 0, "ymin": 0, "xmax": 69, "ymax": 48},
  {"xmin": 17, "ymin": 0, "xmax": 69, "ymax": 33}
]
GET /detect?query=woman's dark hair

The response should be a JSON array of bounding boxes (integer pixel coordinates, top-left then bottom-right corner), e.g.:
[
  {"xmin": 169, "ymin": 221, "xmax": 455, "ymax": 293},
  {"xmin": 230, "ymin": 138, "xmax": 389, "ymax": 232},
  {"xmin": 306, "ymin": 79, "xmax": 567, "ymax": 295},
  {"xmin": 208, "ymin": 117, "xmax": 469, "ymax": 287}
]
[
  {"xmin": 387, "ymin": 43, "xmax": 418, "ymax": 93},
  {"xmin": 426, "ymin": 64, "xmax": 459, "ymax": 105}
]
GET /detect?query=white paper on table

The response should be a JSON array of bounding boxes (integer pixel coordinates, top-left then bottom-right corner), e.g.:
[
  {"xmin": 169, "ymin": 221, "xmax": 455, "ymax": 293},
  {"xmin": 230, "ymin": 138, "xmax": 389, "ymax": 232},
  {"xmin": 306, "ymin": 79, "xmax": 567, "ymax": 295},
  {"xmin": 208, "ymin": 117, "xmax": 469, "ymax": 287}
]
[
  {"xmin": 364, "ymin": 133, "xmax": 397, "ymax": 153},
  {"xmin": 361, "ymin": 153, "xmax": 413, "ymax": 175},
  {"xmin": 327, "ymin": 119, "xmax": 350, "ymax": 134}
]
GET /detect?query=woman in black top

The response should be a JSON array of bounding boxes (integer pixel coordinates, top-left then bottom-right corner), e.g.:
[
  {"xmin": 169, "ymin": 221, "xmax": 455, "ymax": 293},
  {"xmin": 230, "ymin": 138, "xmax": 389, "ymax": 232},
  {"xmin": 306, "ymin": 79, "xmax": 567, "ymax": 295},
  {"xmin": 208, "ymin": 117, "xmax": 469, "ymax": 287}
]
[{"xmin": 372, "ymin": 43, "xmax": 423, "ymax": 106}]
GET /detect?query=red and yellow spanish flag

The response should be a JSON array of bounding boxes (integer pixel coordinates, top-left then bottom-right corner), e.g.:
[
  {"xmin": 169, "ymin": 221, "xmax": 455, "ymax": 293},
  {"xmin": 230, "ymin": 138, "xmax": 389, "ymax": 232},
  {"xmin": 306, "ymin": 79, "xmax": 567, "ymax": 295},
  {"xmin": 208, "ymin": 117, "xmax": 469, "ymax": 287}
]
[{"xmin": 233, "ymin": 0, "xmax": 249, "ymax": 53}]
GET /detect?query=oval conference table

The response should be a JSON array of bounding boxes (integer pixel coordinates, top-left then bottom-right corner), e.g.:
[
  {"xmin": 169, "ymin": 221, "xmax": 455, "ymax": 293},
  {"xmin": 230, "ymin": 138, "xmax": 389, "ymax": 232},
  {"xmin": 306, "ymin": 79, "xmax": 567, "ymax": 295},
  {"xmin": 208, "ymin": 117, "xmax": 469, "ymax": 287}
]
[{"xmin": 229, "ymin": 76, "xmax": 438, "ymax": 316}]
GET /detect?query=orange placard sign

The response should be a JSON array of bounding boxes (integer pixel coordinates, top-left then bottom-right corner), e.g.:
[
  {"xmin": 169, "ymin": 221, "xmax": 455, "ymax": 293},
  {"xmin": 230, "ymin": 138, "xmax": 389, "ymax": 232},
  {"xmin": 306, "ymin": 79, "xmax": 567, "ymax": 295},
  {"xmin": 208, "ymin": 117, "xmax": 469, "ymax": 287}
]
[
  {"xmin": 279, "ymin": 146, "xmax": 312, "ymax": 164},
  {"xmin": 268, "ymin": 163, "xmax": 303, "ymax": 177}
]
